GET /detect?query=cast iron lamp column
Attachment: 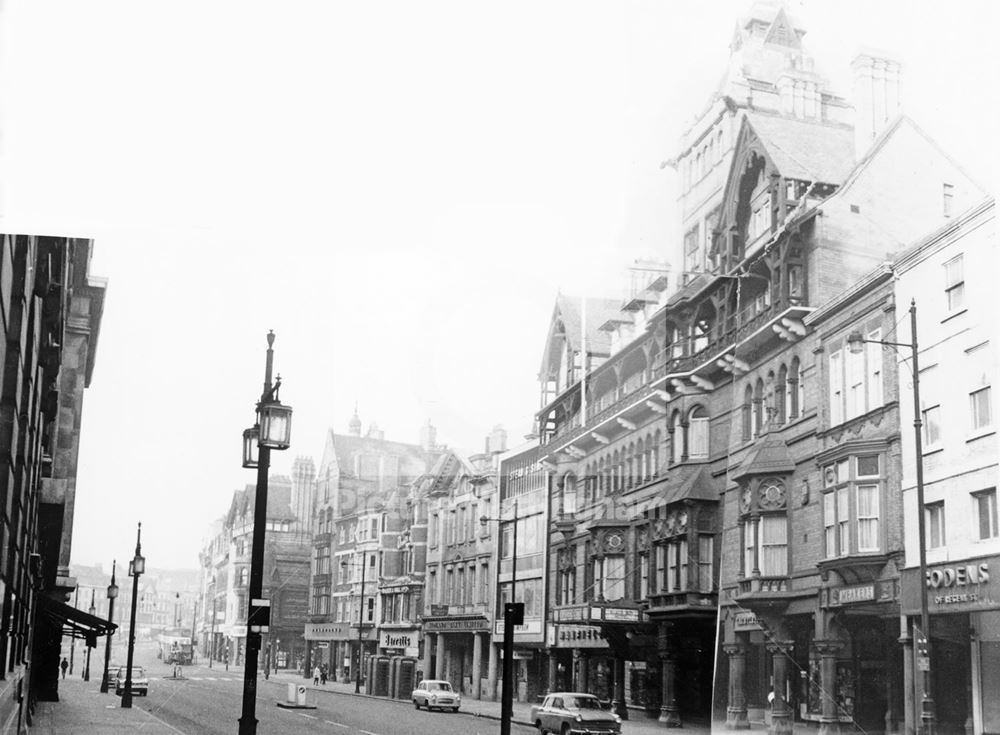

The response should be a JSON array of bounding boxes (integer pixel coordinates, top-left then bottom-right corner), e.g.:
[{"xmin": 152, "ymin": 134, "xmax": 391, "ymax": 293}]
[
  {"xmin": 85, "ymin": 591, "xmax": 96, "ymax": 681},
  {"xmin": 340, "ymin": 545, "xmax": 369, "ymax": 694},
  {"xmin": 100, "ymin": 561, "xmax": 118, "ymax": 693},
  {"xmin": 481, "ymin": 500, "xmax": 520, "ymax": 735},
  {"xmin": 848, "ymin": 298, "xmax": 934, "ymax": 735},
  {"xmin": 238, "ymin": 331, "xmax": 293, "ymax": 735},
  {"xmin": 121, "ymin": 523, "xmax": 145, "ymax": 708}
]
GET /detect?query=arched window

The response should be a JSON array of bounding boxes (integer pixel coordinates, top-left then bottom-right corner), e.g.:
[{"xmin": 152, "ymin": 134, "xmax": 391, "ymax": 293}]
[
  {"xmin": 671, "ymin": 411, "xmax": 683, "ymax": 464},
  {"xmin": 789, "ymin": 357, "xmax": 801, "ymax": 419},
  {"xmin": 612, "ymin": 450, "xmax": 621, "ymax": 492},
  {"xmin": 563, "ymin": 475, "xmax": 577, "ymax": 514},
  {"xmin": 689, "ymin": 406, "xmax": 709, "ymax": 459},
  {"xmin": 753, "ymin": 378, "xmax": 764, "ymax": 437},
  {"xmin": 652, "ymin": 430, "xmax": 662, "ymax": 476},
  {"xmin": 636, "ymin": 437, "xmax": 646, "ymax": 481},
  {"xmin": 597, "ymin": 458, "xmax": 606, "ymax": 498},
  {"xmin": 742, "ymin": 385, "xmax": 753, "ymax": 442},
  {"xmin": 777, "ymin": 364, "xmax": 788, "ymax": 425},
  {"xmin": 626, "ymin": 442, "xmax": 635, "ymax": 489}
]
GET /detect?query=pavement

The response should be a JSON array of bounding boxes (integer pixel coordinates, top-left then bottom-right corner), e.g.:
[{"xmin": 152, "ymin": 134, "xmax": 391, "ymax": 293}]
[
  {"xmin": 26, "ymin": 662, "xmax": 714, "ymax": 734},
  {"xmin": 25, "ymin": 675, "xmax": 183, "ymax": 734}
]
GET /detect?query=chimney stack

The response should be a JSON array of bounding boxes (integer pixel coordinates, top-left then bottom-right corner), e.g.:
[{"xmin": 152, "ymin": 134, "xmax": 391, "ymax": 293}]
[
  {"xmin": 486, "ymin": 424, "xmax": 508, "ymax": 455},
  {"xmin": 851, "ymin": 52, "xmax": 902, "ymax": 158},
  {"xmin": 419, "ymin": 419, "xmax": 437, "ymax": 452}
]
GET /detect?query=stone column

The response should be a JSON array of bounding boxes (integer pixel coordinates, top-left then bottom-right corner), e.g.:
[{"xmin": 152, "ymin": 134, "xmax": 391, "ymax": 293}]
[
  {"xmin": 767, "ymin": 641, "xmax": 794, "ymax": 735},
  {"xmin": 900, "ymin": 629, "xmax": 915, "ymax": 735},
  {"xmin": 612, "ymin": 656, "xmax": 628, "ymax": 719},
  {"xmin": 472, "ymin": 632, "xmax": 483, "ymax": 699},
  {"xmin": 487, "ymin": 641, "xmax": 499, "ymax": 701},
  {"xmin": 724, "ymin": 643, "xmax": 749, "ymax": 729},
  {"xmin": 658, "ymin": 623, "xmax": 681, "ymax": 727},
  {"xmin": 574, "ymin": 649, "xmax": 589, "ymax": 692},
  {"xmin": 438, "ymin": 634, "xmax": 448, "ymax": 685},
  {"xmin": 547, "ymin": 651, "xmax": 558, "ymax": 694},
  {"xmin": 815, "ymin": 640, "xmax": 843, "ymax": 735},
  {"xmin": 423, "ymin": 632, "xmax": 435, "ymax": 680}
]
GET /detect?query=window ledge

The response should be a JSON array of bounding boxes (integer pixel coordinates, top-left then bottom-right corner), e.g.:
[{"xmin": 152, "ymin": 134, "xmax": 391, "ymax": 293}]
[
  {"xmin": 965, "ymin": 429, "xmax": 995, "ymax": 444},
  {"xmin": 922, "ymin": 445, "xmax": 944, "ymax": 457},
  {"xmin": 941, "ymin": 308, "xmax": 968, "ymax": 324}
]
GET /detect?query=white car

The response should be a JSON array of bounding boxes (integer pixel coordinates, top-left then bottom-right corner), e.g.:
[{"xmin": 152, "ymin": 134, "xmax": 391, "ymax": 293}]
[
  {"xmin": 114, "ymin": 665, "xmax": 149, "ymax": 697},
  {"xmin": 412, "ymin": 679, "xmax": 461, "ymax": 712}
]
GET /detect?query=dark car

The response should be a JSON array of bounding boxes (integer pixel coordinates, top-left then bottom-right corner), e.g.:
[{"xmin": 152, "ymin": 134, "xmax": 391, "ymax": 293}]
[{"xmin": 529, "ymin": 693, "xmax": 622, "ymax": 735}]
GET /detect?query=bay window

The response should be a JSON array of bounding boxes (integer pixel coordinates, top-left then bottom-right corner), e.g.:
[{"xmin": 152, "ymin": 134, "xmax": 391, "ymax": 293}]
[{"xmin": 822, "ymin": 454, "xmax": 883, "ymax": 556}]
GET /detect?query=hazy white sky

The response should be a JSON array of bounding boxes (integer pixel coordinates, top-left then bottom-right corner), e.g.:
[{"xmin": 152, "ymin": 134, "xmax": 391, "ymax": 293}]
[{"xmin": 0, "ymin": 0, "xmax": 995, "ymax": 570}]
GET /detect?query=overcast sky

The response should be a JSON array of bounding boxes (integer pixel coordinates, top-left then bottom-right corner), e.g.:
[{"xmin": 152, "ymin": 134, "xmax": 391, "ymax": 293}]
[{"xmin": 0, "ymin": 0, "xmax": 996, "ymax": 571}]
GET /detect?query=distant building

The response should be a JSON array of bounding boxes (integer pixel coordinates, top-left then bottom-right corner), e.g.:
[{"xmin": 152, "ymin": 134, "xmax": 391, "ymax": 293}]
[{"xmin": 195, "ymin": 477, "xmax": 311, "ymax": 670}]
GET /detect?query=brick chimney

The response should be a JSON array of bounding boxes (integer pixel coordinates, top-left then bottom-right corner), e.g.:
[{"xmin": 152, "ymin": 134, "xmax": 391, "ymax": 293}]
[{"xmin": 852, "ymin": 52, "xmax": 902, "ymax": 157}]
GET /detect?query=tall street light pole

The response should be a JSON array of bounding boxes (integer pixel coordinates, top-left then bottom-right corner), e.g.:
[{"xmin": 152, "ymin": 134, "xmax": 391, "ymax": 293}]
[
  {"xmin": 85, "ymin": 591, "xmax": 96, "ymax": 681},
  {"xmin": 100, "ymin": 561, "xmax": 118, "ymax": 694},
  {"xmin": 481, "ymin": 499, "xmax": 521, "ymax": 735},
  {"xmin": 848, "ymin": 299, "xmax": 934, "ymax": 735},
  {"xmin": 238, "ymin": 331, "xmax": 293, "ymax": 735},
  {"xmin": 122, "ymin": 523, "xmax": 145, "ymax": 709},
  {"xmin": 356, "ymin": 546, "xmax": 367, "ymax": 694},
  {"xmin": 209, "ymin": 592, "xmax": 216, "ymax": 669}
]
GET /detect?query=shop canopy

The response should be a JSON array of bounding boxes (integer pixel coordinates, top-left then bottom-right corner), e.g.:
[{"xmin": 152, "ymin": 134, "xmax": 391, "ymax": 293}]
[{"xmin": 37, "ymin": 595, "xmax": 117, "ymax": 646}]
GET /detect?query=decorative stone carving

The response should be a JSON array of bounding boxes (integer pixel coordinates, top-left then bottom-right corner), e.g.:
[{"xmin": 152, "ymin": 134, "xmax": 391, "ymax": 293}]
[{"xmin": 758, "ymin": 478, "xmax": 786, "ymax": 510}]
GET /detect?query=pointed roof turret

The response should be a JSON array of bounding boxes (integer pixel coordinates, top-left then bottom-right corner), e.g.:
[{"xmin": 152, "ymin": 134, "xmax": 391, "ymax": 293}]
[{"xmin": 348, "ymin": 404, "xmax": 362, "ymax": 436}]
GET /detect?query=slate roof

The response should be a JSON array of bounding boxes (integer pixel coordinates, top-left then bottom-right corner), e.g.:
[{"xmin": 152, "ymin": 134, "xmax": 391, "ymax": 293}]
[
  {"xmin": 731, "ymin": 431, "xmax": 796, "ymax": 481},
  {"xmin": 745, "ymin": 111, "xmax": 855, "ymax": 185},
  {"xmin": 554, "ymin": 295, "xmax": 621, "ymax": 355}
]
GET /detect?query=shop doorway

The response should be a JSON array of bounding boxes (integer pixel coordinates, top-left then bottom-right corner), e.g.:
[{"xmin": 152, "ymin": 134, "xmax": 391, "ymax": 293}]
[{"xmin": 931, "ymin": 615, "xmax": 971, "ymax": 735}]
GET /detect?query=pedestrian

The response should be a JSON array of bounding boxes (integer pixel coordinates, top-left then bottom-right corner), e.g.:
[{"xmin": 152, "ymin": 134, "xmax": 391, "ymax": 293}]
[
  {"xmin": 320, "ymin": 663, "xmax": 327, "ymax": 685},
  {"xmin": 312, "ymin": 666, "xmax": 321, "ymax": 686},
  {"xmin": 60, "ymin": 658, "xmax": 68, "ymax": 679}
]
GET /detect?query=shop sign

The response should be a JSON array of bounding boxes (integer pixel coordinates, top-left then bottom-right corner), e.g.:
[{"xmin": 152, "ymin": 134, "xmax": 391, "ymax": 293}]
[
  {"xmin": 380, "ymin": 630, "xmax": 419, "ymax": 650},
  {"xmin": 230, "ymin": 625, "xmax": 247, "ymax": 638},
  {"xmin": 305, "ymin": 623, "xmax": 352, "ymax": 641},
  {"xmin": 902, "ymin": 557, "xmax": 999, "ymax": 613},
  {"xmin": 430, "ymin": 604, "xmax": 449, "ymax": 617},
  {"xmin": 733, "ymin": 612, "xmax": 762, "ymax": 631},
  {"xmin": 422, "ymin": 617, "xmax": 489, "ymax": 632},
  {"xmin": 493, "ymin": 619, "xmax": 542, "ymax": 638},
  {"xmin": 512, "ymin": 650, "xmax": 534, "ymax": 660},
  {"xmin": 555, "ymin": 625, "xmax": 605, "ymax": 648},
  {"xmin": 555, "ymin": 606, "xmax": 589, "ymax": 622},
  {"xmin": 600, "ymin": 607, "xmax": 640, "ymax": 623}
]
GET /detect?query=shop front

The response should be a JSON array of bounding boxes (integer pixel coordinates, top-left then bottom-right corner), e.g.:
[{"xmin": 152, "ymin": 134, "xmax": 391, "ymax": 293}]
[
  {"xmin": 901, "ymin": 554, "xmax": 1000, "ymax": 735},
  {"xmin": 305, "ymin": 622, "xmax": 370, "ymax": 683},
  {"xmin": 493, "ymin": 616, "xmax": 546, "ymax": 703},
  {"xmin": 421, "ymin": 614, "xmax": 491, "ymax": 698}
]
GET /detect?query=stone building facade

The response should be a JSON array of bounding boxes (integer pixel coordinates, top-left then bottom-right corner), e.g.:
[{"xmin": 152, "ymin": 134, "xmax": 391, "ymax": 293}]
[{"xmin": 0, "ymin": 237, "xmax": 106, "ymax": 731}]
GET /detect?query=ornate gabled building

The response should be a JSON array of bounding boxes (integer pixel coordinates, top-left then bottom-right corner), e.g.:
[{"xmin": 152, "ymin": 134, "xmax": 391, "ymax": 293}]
[{"xmin": 304, "ymin": 412, "xmax": 443, "ymax": 684}]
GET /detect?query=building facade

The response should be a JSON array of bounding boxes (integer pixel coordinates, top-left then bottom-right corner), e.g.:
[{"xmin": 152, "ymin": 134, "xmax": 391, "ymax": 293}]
[{"xmin": 894, "ymin": 198, "xmax": 998, "ymax": 735}]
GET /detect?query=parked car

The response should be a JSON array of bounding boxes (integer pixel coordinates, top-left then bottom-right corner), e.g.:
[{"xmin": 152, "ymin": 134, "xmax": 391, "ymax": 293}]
[
  {"xmin": 530, "ymin": 692, "xmax": 622, "ymax": 735},
  {"xmin": 102, "ymin": 663, "xmax": 122, "ymax": 690},
  {"xmin": 114, "ymin": 665, "xmax": 149, "ymax": 697},
  {"xmin": 411, "ymin": 679, "xmax": 461, "ymax": 712}
]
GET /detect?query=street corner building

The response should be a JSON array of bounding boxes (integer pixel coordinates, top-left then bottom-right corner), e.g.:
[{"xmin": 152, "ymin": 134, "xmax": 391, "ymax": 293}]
[{"xmin": 0, "ymin": 236, "xmax": 108, "ymax": 731}]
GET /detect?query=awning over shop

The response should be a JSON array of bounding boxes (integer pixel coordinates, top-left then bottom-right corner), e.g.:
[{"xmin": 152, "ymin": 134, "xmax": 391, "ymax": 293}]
[{"xmin": 37, "ymin": 595, "xmax": 117, "ymax": 644}]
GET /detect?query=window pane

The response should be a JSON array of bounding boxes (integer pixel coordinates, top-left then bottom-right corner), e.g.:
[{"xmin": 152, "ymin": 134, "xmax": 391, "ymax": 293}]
[
  {"xmin": 824, "ymin": 492, "xmax": 837, "ymax": 558},
  {"xmin": 760, "ymin": 516, "xmax": 787, "ymax": 576},
  {"xmin": 604, "ymin": 555, "xmax": 625, "ymax": 601},
  {"xmin": 923, "ymin": 406, "xmax": 941, "ymax": 445},
  {"xmin": 857, "ymin": 484, "xmax": 880, "ymax": 552},
  {"xmin": 837, "ymin": 487, "xmax": 849, "ymax": 555},
  {"xmin": 857, "ymin": 455, "xmax": 879, "ymax": 478},
  {"xmin": 976, "ymin": 490, "xmax": 998, "ymax": 540},
  {"xmin": 971, "ymin": 387, "xmax": 992, "ymax": 431}
]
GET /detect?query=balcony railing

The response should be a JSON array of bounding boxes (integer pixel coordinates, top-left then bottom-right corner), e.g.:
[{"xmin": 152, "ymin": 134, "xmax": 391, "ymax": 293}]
[
  {"xmin": 546, "ymin": 372, "xmax": 667, "ymax": 448},
  {"xmin": 737, "ymin": 575, "xmax": 789, "ymax": 595}
]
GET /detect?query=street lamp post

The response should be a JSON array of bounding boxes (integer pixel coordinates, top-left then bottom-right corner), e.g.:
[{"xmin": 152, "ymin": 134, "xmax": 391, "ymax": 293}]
[
  {"xmin": 848, "ymin": 299, "xmax": 934, "ymax": 735},
  {"xmin": 100, "ymin": 561, "xmax": 118, "ymax": 694},
  {"xmin": 481, "ymin": 499, "xmax": 521, "ymax": 735},
  {"xmin": 121, "ymin": 523, "xmax": 146, "ymax": 709},
  {"xmin": 340, "ymin": 545, "xmax": 369, "ymax": 694},
  {"xmin": 209, "ymin": 592, "xmax": 216, "ymax": 669},
  {"xmin": 238, "ymin": 331, "xmax": 293, "ymax": 735},
  {"xmin": 85, "ymin": 591, "xmax": 96, "ymax": 681}
]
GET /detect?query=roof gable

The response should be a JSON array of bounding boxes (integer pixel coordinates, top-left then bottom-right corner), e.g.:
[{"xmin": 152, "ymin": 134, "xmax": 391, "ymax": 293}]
[{"xmin": 539, "ymin": 295, "xmax": 620, "ymax": 378}]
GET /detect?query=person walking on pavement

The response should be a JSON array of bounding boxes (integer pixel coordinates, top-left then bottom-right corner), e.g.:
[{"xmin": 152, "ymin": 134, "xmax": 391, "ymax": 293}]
[
  {"xmin": 312, "ymin": 666, "xmax": 321, "ymax": 686},
  {"xmin": 320, "ymin": 663, "xmax": 327, "ymax": 685},
  {"xmin": 60, "ymin": 658, "xmax": 68, "ymax": 679}
]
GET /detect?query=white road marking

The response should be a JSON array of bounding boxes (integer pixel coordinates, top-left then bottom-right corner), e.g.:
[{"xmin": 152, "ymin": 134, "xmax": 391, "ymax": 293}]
[
  {"xmin": 359, "ymin": 730, "xmax": 379, "ymax": 735},
  {"xmin": 298, "ymin": 712, "xmax": 318, "ymax": 719},
  {"xmin": 324, "ymin": 722, "xmax": 348, "ymax": 728}
]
